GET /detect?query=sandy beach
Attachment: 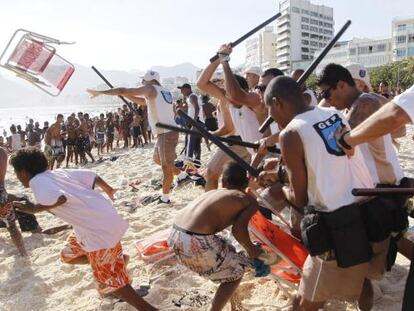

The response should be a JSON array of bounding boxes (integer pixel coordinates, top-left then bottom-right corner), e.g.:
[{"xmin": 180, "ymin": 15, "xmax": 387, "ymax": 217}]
[{"xmin": 0, "ymin": 127, "xmax": 413, "ymax": 311}]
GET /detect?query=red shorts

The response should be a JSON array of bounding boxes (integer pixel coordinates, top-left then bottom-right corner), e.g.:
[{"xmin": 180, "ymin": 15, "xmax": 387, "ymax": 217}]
[{"xmin": 60, "ymin": 232, "xmax": 130, "ymax": 295}]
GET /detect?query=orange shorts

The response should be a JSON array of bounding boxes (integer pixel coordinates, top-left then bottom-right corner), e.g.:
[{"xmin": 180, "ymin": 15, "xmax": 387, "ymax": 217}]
[{"xmin": 60, "ymin": 232, "xmax": 130, "ymax": 295}]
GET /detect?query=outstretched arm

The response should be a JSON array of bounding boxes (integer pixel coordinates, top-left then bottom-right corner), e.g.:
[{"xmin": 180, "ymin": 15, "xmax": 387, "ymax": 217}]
[
  {"xmin": 124, "ymin": 96, "xmax": 146, "ymax": 106},
  {"xmin": 87, "ymin": 85, "xmax": 156, "ymax": 100},
  {"xmin": 345, "ymin": 101, "xmax": 410, "ymax": 147}
]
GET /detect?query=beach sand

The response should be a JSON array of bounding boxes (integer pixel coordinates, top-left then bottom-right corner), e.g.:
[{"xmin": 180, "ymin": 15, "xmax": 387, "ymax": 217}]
[{"xmin": 1, "ymin": 127, "xmax": 413, "ymax": 311}]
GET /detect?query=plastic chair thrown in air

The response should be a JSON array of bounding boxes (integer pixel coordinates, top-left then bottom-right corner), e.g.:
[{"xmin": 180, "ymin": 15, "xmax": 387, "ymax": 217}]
[
  {"xmin": 0, "ymin": 29, "xmax": 75, "ymax": 96},
  {"xmin": 249, "ymin": 210, "xmax": 308, "ymax": 307}
]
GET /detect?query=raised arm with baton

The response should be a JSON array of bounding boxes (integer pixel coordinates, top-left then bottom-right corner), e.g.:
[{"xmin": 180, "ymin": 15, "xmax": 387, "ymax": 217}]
[{"xmin": 259, "ymin": 20, "xmax": 352, "ymax": 133}]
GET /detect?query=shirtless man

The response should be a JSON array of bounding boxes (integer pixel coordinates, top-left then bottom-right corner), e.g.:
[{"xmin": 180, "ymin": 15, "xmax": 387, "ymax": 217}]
[
  {"xmin": 95, "ymin": 113, "xmax": 106, "ymax": 156},
  {"xmin": 87, "ymin": 70, "xmax": 181, "ymax": 204},
  {"xmin": 45, "ymin": 114, "xmax": 65, "ymax": 170},
  {"xmin": 77, "ymin": 115, "xmax": 95, "ymax": 164},
  {"xmin": 168, "ymin": 162, "xmax": 261, "ymax": 311},
  {"xmin": 65, "ymin": 115, "xmax": 78, "ymax": 167}
]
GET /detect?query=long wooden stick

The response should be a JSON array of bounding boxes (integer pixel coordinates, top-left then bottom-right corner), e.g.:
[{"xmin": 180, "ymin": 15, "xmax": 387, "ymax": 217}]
[
  {"xmin": 259, "ymin": 20, "xmax": 352, "ymax": 133},
  {"xmin": 352, "ymin": 188, "xmax": 414, "ymax": 196},
  {"xmin": 210, "ymin": 13, "xmax": 281, "ymax": 63},
  {"xmin": 156, "ymin": 122, "xmax": 280, "ymax": 153},
  {"xmin": 177, "ymin": 110, "xmax": 260, "ymax": 177},
  {"xmin": 91, "ymin": 66, "xmax": 137, "ymax": 113}
]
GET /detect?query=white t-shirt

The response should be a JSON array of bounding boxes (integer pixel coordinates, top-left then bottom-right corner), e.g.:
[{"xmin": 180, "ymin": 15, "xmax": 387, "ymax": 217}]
[
  {"xmin": 30, "ymin": 169, "xmax": 128, "ymax": 252},
  {"xmin": 394, "ymin": 84, "xmax": 414, "ymax": 123}
]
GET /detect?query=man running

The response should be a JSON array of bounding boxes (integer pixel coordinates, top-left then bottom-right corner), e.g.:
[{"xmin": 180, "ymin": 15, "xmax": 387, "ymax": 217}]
[{"xmin": 87, "ymin": 70, "xmax": 182, "ymax": 204}]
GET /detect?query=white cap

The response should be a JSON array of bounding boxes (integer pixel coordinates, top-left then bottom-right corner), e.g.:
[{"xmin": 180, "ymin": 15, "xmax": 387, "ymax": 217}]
[
  {"xmin": 142, "ymin": 70, "xmax": 160, "ymax": 82},
  {"xmin": 346, "ymin": 63, "xmax": 372, "ymax": 91},
  {"xmin": 244, "ymin": 66, "xmax": 262, "ymax": 77}
]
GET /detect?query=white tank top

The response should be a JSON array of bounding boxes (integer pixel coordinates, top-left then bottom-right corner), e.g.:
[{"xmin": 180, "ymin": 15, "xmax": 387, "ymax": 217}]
[
  {"xmin": 229, "ymin": 105, "xmax": 262, "ymax": 154},
  {"xmin": 349, "ymin": 93, "xmax": 404, "ymax": 185},
  {"xmin": 146, "ymin": 85, "xmax": 176, "ymax": 135},
  {"xmin": 304, "ymin": 89, "xmax": 318, "ymax": 106},
  {"xmin": 284, "ymin": 106, "xmax": 373, "ymax": 212},
  {"xmin": 186, "ymin": 93, "xmax": 197, "ymax": 119}
]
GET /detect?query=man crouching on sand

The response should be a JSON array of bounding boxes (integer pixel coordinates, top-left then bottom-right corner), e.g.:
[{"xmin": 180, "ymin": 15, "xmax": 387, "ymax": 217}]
[
  {"xmin": 10, "ymin": 149, "xmax": 157, "ymax": 311},
  {"xmin": 168, "ymin": 162, "xmax": 261, "ymax": 311}
]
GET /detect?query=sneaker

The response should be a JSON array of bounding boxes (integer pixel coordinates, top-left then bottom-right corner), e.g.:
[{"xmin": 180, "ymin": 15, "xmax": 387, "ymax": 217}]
[{"xmin": 157, "ymin": 197, "xmax": 171, "ymax": 205}]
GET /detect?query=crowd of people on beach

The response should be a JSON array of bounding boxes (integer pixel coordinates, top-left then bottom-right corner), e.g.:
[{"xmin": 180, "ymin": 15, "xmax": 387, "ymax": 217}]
[{"xmin": 1, "ymin": 39, "xmax": 414, "ymax": 311}]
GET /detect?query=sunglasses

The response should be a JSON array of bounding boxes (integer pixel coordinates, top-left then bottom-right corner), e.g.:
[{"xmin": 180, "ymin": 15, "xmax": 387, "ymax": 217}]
[
  {"xmin": 255, "ymin": 84, "xmax": 267, "ymax": 93},
  {"xmin": 320, "ymin": 85, "xmax": 335, "ymax": 99}
]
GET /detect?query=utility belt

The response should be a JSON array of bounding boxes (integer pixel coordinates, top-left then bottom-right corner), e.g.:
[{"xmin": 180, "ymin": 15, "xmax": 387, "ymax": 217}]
[{"xmin": 301, "ymin": 177, "xmax": 413, "ymax": 268}]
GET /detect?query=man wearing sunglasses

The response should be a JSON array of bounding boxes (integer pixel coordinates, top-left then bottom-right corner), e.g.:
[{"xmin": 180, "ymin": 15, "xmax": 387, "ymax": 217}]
[{"xmin": 317, "ymin": 63, "xmax": 405, "ymax": 310}]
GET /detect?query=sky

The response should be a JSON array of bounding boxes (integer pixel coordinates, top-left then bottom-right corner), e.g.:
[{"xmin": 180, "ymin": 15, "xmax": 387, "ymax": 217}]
[{"xmin": 0, "ymin": 0, "xmax": 413, "ymax": 71}]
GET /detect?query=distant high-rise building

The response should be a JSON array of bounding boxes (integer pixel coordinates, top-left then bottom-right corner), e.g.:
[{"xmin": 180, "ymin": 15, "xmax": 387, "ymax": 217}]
[
  {"xmin": 392, "ymin": 16, "xmax": 414, "ymax": 61},
  {"xmin": 245, "ymin": 26, "xmax": 277, "ymax": 69},
  {"xmin": 276, "ymin": 0, "xmax": 334, "ymax": 72},
  {"xmin": 314, "ymin": 37, "xmax": 393, "ymax": 72}
]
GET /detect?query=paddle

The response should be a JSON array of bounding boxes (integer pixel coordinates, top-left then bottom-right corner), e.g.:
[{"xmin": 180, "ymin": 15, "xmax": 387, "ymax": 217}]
[{"xmin": 259, "ymin": 20, "xmax": 352, "ymax": 133}]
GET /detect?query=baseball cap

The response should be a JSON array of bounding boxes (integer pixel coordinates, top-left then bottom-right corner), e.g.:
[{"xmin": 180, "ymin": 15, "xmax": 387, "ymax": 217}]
[
  {"xmin": 244, "ymin": 66, "xmax": 262, "ymax": 77},
  {"xmin": 346, "ymin": 63, "xmax": 372, "ymax": 91},
  {"xmin": 142, "ymin": 70, "xmax": 160, "ymax": 82},
  {"xmin": 177, "ymin": 83, "xmax": 191, "ymax": 90}
]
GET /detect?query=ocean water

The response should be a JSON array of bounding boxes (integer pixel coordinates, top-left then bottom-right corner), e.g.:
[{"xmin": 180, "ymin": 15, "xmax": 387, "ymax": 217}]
[{"xmin": 0, "ymin": 102, "xmax": 121, "ymax": 137}]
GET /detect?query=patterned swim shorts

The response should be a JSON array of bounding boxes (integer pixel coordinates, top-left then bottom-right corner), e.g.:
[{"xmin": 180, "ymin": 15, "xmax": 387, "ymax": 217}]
[
  {"xmin": 168, "ymin": 225, "xmax": 250, "ymax": 283},
  {"xmin": 60, "ymin": 232, "xmax": 131, "ymax": 295}
]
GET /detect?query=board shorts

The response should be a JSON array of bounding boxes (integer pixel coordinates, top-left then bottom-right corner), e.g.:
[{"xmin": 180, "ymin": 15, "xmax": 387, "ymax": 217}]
[
  {"xmin": 96, "ymin": 132, "xmax": 105, "ymax": 145},
  {"xmin": 153, "ymin": 131, "xmax": 179, "ymax": 166},
  {"xmin": 133, "ymin": 126, "xmax": 141, "ymax": 138},
  {"xmin": 60, "ymin": 232, "xmax": 131, "ymax": 295},
  {"xmin": 168, "ymin": 225, "xmax": 250, "ymax": 283},
  {"xmin": 298, "ymin": 238, "xmax": 390, "ymax": 303}
]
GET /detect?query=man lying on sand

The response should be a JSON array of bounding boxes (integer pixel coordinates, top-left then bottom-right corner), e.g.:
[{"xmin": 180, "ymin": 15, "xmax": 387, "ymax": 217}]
[
  {"xmin": 168, "ymin": 162, "xmax": 262, "ymax": 311},
  {"xmin": 10, "ymin": 149, "xmax": 157, "ymax": 311}
]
